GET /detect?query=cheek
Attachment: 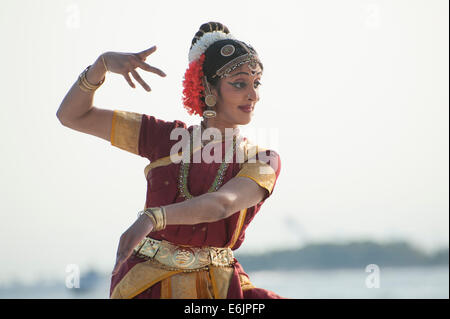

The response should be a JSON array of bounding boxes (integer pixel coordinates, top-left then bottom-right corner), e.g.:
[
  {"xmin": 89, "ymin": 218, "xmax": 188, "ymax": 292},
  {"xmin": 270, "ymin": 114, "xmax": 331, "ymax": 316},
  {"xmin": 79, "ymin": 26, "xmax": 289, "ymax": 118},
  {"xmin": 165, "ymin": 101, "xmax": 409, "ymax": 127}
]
[{"xmin": 220, "ymin": 88, "xmax": 241, "ymax": 105}]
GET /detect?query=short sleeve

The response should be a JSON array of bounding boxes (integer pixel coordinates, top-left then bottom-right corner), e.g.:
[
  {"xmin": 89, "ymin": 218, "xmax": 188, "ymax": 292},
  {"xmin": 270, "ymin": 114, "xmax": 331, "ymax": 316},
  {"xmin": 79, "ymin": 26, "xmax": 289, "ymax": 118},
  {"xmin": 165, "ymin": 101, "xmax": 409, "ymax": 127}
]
[
  {"xmin": 236, "ymin": 149, "xmax": 281, "ymax": 200},
  {"xmin": 110, "ymin": 110, "xmax": 187, "ymax": 162}
]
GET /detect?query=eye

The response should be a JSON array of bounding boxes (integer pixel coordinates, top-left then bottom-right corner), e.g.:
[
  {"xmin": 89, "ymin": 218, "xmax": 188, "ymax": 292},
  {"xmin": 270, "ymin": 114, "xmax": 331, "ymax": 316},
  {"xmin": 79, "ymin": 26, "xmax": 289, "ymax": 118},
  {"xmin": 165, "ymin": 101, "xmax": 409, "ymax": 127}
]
[
  {"xmin": 231, "ymin": 82, "xmax": 246, "ymax": 89},
  {"xmin": 230, "ymin": 80, "xmax": 263, "ymax": 89}
]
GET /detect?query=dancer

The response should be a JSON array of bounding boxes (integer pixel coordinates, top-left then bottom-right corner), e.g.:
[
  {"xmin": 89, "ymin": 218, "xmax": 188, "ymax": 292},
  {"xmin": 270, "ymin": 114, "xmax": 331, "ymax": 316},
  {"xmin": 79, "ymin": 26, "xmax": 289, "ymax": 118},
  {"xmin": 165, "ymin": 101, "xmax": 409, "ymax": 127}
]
[{"xmin": 57, "ymin": 21, "xmax": 282, "ymax": 299}]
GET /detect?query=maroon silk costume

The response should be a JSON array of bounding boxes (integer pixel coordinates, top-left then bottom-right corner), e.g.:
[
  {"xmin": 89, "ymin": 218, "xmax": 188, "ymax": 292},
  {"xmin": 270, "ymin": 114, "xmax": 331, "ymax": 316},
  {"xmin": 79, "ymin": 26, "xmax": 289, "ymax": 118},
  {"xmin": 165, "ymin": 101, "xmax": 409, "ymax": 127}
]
[{"xmin": 109, "ymin": 110, "xmax": 282, "ymax": 299}]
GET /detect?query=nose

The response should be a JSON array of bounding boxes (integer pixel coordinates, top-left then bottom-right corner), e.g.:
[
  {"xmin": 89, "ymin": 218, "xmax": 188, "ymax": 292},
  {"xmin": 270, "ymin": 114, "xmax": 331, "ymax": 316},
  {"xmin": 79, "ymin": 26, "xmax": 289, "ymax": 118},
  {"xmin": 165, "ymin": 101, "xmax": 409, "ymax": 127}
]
[{"xmin": 247, "ymin": 86, "xmax": 259, "ymax": 102}]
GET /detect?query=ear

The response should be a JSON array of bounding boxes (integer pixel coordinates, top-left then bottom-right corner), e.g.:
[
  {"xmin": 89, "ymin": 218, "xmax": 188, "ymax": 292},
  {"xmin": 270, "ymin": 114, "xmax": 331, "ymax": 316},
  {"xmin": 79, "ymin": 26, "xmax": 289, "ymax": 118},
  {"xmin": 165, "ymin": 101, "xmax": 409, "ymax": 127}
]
[{"xmin": 209, "ymin": 79, "xmax": 221, "ymax": 97}]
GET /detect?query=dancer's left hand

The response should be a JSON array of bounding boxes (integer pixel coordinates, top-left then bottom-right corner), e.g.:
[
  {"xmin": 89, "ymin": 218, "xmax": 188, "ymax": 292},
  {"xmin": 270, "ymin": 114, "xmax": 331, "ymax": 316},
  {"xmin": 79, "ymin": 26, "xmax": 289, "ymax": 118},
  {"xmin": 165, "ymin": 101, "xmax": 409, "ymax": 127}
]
[{"xmin": 111, "ymin": 215, "xmax": 154, "ymax": 276}]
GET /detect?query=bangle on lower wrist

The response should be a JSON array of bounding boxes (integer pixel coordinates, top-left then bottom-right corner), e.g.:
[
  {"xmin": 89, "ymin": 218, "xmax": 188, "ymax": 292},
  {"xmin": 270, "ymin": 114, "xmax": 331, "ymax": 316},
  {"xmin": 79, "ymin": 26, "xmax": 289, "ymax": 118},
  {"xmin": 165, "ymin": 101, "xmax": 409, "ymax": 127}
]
[{"xmin": 138, "ymin": 207, "xmax": 167, "ymax": 231}]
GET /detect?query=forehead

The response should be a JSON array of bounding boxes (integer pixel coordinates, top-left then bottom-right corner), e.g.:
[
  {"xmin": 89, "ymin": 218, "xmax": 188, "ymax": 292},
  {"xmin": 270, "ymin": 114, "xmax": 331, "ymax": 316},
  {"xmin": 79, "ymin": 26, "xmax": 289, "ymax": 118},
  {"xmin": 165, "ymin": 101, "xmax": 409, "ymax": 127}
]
[{"xmin": 228, "ymin": 63, "xmax": 263, "ymax": 77}]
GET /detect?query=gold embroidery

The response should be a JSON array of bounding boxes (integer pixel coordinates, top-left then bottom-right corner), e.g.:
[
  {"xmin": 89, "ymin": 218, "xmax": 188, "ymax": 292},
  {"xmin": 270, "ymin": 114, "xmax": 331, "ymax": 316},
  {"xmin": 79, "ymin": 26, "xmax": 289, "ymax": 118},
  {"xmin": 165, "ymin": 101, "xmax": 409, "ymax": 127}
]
[
  {"xmin": 228, "ymin": 209, "xmax": 247, "ymax": 249},
  {"xmin": 239, "ymin": 274, "xmax": 256, "ymax": 291},
  {"xmin": 143, "ymin": 146, "xmax": 203, "ymax": 178},
  {"xmin": 110, "ymin": 259, "xmax": 182, "ymax": 299},
  {"xmin": 196, "ymin": 271, "xmax": 214, "ymax": 299},
  {"xmin": 160, "ymin": 275, "xmax": 172, "ymax": 299},
  {"xmin": 237, "ymin": 139, "xmax": 266, "ymax": 165},
  {"xmin": 110, "ymin": 110, "xmax": 142, "ymax": 155},
  {"xmin": 209, "ymin": 266, "xmax": 234, "ymax": 299},
  {"xmin": 111, "ymin": 258, "xmax": 237, "ymax": 299},
  {"xmin": 144, "ymin": 155, "xmax": 176, "ymax": 179},
  {"xmin": 236, "ymin": 160, "xmax": 276, "ymax": 194},
  {"xmin": 170, "ymin": 272, "xmax": 202, "ymax": 299}
]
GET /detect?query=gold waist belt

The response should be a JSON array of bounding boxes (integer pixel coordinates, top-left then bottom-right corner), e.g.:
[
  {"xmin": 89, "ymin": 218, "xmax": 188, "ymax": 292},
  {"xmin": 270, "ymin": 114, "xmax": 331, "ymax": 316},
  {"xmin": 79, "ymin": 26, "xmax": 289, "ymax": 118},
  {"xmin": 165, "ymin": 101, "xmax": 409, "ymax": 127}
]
[{"xmin": 133, "ymin": 237, "xmax": 235, "ymax": 271}]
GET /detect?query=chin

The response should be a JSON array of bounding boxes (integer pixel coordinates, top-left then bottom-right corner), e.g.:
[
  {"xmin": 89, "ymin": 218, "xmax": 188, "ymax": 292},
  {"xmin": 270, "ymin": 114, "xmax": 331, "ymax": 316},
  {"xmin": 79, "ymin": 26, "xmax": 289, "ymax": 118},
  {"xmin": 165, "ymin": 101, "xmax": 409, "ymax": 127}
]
[{"xmin": 233, "ymin": 113, "xmax": 252, "ymax": 126}]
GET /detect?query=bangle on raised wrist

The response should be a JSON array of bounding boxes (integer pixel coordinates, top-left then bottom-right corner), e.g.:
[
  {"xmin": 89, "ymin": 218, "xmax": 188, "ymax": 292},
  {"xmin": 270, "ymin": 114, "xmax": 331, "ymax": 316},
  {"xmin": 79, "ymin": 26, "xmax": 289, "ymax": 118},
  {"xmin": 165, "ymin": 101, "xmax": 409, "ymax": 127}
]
[{"xmin": 77, "ymin": 65, "xmax": 105, "ymax": 93}]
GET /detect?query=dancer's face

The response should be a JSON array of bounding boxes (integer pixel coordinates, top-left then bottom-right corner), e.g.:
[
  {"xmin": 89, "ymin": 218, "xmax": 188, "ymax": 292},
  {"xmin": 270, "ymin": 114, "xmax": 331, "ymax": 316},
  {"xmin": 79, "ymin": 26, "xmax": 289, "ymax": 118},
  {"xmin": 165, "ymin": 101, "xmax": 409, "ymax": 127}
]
[{"xmin": 211, "ymin": 63, "xmax": 263, "ymax": 126}]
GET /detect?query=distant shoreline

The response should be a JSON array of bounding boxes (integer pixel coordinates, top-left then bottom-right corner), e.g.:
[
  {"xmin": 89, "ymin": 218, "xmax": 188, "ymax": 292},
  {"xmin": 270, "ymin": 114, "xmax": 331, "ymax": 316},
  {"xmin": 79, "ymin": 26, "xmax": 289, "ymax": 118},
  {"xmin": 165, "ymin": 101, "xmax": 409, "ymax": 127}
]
[{"xmin": 234, "ymin": 240, "xmax": 449, "ymax": 272}]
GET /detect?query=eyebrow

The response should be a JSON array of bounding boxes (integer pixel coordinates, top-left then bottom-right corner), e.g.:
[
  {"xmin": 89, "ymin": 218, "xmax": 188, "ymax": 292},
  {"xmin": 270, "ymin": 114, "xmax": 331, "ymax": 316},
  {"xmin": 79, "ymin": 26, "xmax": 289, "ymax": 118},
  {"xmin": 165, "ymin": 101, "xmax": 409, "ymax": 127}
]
[{"xmin": 230, "ymin": 71, "xmax": 262, "ymax": 77}]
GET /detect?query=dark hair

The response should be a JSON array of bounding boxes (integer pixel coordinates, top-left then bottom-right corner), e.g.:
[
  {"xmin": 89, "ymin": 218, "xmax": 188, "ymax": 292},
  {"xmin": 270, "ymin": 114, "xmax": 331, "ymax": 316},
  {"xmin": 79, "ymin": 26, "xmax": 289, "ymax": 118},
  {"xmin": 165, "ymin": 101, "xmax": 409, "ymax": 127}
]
[{"xmin": 190, "ymin": 22, "xmax": 264, "ymax": 90}]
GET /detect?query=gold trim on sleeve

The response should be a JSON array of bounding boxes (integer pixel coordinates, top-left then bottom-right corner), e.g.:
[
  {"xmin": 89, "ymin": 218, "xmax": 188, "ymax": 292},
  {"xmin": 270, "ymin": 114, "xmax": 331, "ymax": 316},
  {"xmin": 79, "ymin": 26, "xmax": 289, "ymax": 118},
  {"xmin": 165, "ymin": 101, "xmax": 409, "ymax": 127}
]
[
  {"xmin": 236, "ymin": 160, "xmax": 276, "ymax": 194},
  {"xmin": 110, "ymin": 110, "xmax": 142, "ymax": 155}
]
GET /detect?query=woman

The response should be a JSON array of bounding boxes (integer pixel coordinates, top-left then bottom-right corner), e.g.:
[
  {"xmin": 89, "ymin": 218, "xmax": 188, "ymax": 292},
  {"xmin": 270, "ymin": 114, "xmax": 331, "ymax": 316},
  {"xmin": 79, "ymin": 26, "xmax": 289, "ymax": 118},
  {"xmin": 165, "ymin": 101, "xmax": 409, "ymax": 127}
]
[{"xmin": 57, "ymin": 22, "xmax": 282, "ymax": 299}]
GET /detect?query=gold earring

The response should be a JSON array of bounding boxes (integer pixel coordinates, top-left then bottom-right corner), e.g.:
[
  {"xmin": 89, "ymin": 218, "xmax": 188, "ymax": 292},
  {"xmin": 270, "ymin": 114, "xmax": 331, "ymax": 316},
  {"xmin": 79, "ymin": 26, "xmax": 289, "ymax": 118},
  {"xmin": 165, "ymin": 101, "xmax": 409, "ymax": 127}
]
[
  {"xmin": 203, "ymin": 107, "xmax": 216, "ymax": 119},
  {"xmin": 202, "ymin": 77, "xmax": 217, "ymax": 118},
  {"xmin": 205, "ymin": 94, "xmax": 217, "ymax": 107}
]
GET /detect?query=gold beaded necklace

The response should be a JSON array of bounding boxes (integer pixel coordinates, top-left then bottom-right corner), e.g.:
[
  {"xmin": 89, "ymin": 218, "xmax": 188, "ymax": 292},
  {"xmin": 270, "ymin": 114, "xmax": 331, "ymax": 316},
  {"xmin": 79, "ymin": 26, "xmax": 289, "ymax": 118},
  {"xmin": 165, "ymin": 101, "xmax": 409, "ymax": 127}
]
[{"xmin": 178, "ymin": 126, "xmax": 237, "ymax": 199}]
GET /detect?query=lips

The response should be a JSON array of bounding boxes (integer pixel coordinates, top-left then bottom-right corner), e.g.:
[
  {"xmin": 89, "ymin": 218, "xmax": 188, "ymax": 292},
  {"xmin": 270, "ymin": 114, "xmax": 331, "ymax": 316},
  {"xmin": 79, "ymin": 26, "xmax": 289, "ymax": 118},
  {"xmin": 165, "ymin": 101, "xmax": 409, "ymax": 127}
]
[{"xmin": 238, "ymin": 105, "xmax": 253, "ymax": 113}]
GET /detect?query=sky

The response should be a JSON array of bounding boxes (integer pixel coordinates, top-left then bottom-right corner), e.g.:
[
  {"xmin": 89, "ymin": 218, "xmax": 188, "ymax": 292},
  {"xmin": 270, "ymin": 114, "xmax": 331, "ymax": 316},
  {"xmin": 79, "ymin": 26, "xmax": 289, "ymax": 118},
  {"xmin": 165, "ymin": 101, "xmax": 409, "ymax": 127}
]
[{"xmin": 0, "ymin": 0, "xmax": 448, "ymax": 284}]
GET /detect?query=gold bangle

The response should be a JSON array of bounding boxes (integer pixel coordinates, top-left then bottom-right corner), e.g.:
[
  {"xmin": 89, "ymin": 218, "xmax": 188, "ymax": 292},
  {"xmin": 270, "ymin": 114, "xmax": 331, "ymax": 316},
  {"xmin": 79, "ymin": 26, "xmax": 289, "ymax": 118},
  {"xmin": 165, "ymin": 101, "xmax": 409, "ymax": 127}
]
[
  {"xmin": 82, "ymin": 65, "xmax": 105, "ymax": 87},
  {"xmin": 78, "ymin": 76, "xmax": 96, "ymax": 92},
  {"xmin": 160, "ymin": 206, "xmax": 167, "ymax": 229},
  {"xmin": 151, "ymin": 207, "xmax": 163, "ymax": 231},
  {"xmin": 77, "ymin": 75, "xmax": 93, "ymax": 92},
  {"xmin": 139, "ymin": 209, "xmax": 157, "ymax": 228},
  {"xmin": 81, "ymin": 73, "xmax": 97, "ymax": 89},
  {"xmin": 144, "ymin": 211, "xmax": 157, "ymax": 228},
  {"xmin": 145, "ymin": 207, "xmax": 166, "ymax": 231},
  {"xmin": 77, "ymin": 65, "xmax": 105, "ymax": 92},
  {"xmin": 138, "ymin": 207, "xmax": 167, "ymax": 231}
]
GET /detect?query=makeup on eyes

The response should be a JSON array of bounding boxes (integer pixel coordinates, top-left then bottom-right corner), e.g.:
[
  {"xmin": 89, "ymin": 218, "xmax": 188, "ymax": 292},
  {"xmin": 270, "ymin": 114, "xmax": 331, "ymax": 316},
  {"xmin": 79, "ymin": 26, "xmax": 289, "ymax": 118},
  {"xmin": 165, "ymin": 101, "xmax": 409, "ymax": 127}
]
[{"xmin": 228, "ymin": 80, "xmax": 262, "ymax": 89}]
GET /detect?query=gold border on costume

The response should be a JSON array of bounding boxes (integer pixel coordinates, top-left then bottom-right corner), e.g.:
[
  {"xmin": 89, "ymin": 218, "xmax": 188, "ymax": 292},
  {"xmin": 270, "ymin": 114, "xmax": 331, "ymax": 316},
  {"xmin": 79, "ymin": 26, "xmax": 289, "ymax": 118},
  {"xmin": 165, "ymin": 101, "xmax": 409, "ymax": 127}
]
[
  {"xmin": 236, "ymin": 160, "xmax": 277, "ymax": 194},
  {"xmin": 110, "ymin": 110, "xmax": 142, "ymax": 155}
]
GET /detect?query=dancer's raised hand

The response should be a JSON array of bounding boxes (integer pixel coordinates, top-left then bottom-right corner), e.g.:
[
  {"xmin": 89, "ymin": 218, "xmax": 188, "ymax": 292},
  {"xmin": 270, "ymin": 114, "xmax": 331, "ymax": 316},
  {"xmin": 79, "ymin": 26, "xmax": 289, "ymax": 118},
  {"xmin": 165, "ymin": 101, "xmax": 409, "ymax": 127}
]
[{"xmin": 101, "ymin": 45, "xmax": 166, "ymax": 91}]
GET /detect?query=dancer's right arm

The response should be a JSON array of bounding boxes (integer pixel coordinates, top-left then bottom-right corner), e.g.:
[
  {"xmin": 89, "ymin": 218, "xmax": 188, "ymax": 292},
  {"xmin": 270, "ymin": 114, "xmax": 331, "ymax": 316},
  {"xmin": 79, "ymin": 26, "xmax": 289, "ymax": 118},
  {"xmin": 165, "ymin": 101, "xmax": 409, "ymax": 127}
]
[{"xmin": 56, "ymin": 46, "xmax": 166, "ymax": 141}]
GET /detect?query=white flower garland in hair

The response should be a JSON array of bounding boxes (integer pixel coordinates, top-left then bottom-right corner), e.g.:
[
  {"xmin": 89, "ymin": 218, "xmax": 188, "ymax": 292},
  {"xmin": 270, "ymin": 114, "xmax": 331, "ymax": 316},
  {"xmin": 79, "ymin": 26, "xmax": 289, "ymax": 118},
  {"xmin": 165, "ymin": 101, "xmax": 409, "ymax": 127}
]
[{"xmin": 188, "ymin": 31, "xmax": 236, "ymax": 63}]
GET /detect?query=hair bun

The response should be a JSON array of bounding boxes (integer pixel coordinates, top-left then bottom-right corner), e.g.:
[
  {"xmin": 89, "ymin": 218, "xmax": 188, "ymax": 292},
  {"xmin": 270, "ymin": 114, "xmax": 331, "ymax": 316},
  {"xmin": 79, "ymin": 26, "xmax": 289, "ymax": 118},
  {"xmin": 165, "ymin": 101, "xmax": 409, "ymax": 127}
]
[{"xmin": 190, "ymin": 22, "xmax": 230, "ymax": 50}]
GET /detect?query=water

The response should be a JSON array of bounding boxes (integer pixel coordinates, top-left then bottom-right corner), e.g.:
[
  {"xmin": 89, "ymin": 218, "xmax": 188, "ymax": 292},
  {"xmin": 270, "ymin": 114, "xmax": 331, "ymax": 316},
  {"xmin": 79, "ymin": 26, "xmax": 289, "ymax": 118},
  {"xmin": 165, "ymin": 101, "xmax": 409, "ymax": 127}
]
[
  {"xmin": 0, "ymin": 266, "xmax": 447, "ymax": 299},
  {"xmin": 249, "ymin": 266, "xmax": 449, "ymax": 299}
]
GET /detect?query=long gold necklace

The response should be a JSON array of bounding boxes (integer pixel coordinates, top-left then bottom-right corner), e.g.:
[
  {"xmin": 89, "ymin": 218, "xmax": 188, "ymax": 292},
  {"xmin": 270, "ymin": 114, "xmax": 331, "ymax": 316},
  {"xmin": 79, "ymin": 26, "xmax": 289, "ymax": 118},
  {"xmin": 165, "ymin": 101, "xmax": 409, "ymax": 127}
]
[{"xmin": 178, "ymin": 128, "xmax": 236, "ymax": 199}]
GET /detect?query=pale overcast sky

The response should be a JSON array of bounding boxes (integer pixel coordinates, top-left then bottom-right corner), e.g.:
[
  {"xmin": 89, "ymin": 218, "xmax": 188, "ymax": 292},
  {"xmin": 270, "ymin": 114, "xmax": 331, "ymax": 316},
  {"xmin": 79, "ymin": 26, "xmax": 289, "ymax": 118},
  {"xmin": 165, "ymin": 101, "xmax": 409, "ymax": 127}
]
[{"xmin": 0, "ymin": 0, "xmax": 448, "ymax": 284}]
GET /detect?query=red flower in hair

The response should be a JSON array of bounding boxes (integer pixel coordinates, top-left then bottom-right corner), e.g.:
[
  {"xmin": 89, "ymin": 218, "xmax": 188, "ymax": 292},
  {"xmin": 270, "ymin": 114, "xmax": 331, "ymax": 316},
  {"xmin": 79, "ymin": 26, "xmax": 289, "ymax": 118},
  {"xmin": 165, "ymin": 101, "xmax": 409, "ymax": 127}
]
[{"xmin": 182, "ymin": 54, "xmax": 206, "ymax": 116}]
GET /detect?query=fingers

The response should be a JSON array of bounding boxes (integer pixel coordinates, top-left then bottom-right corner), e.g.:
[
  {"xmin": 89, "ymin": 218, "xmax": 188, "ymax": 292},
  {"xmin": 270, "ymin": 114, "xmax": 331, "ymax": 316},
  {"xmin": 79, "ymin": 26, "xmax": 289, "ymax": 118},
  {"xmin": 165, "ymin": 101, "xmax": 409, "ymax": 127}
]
[
  {"xmin": 123, "ymin": 53, "xmax": 166, "ymax": 91},
  {"xmin": 112, "ymin": 242, "xmax": 134, "ymax": 276},
  {"xmin": 123, "ymin": 73, "xmax": 136, "ymax": 89},
  {"xmin": 136, "ymin": 45, "xmax": 157, "ymax": 60},
  {"xmin": 112, "ymin": 252, "xmax": 129, "ymax": 276},
  {"xmin": 138, "ymin": 62, "xmax": 167, "ymax": 77},
  {"xmin": 132, "ymin": 56, "xmax": 166, "ymax": 77},
  {"xmin": 130, "ymin": 70, "xmax": 151, "ymax": 92},
  {"xmin": 111, "ymin": 218, "xmax": 152, "ymax": 276}
]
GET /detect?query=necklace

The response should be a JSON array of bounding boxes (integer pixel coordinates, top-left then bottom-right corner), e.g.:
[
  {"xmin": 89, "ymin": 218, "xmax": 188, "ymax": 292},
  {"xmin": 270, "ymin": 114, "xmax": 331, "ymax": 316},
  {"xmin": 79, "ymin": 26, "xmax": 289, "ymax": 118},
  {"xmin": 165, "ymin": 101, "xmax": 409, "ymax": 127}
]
[
  {"xmin": 178, "ymin": 128, "xmax": 236, "ymax": 199},
  {"xmin": 200, "ymin": 121, "xmax": 240, "ymax": 147}
]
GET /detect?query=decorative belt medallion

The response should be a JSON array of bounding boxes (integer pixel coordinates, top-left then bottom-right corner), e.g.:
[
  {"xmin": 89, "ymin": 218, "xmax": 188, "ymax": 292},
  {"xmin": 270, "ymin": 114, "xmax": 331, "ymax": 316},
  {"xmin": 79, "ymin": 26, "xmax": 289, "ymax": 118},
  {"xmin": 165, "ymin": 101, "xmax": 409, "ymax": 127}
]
[{"xmin": 172, "ymin": 247, "xmax": 196, "ymax": 268}]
